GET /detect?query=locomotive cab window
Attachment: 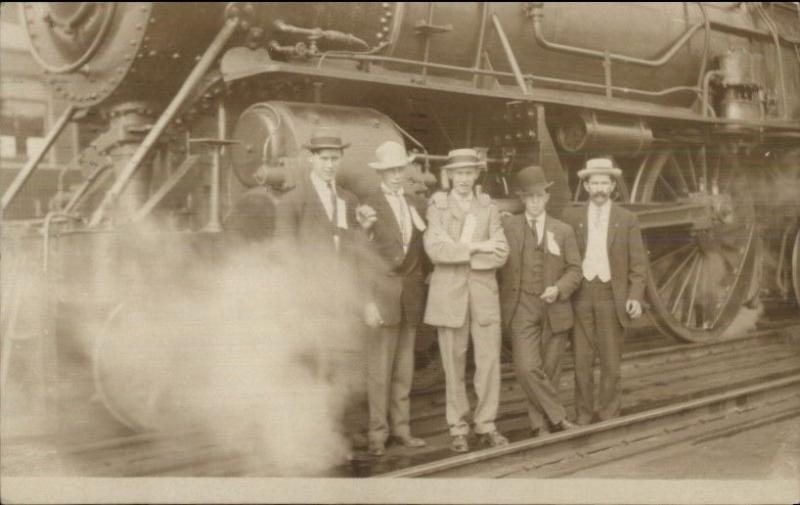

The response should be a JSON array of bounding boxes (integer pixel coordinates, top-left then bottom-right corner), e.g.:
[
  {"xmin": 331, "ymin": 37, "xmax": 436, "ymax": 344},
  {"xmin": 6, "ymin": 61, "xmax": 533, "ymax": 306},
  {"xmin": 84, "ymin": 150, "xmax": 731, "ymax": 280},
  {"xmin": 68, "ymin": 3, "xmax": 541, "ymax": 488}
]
[{"xmin": 0, "ymin": 99, "xmax": 46, "ymax": 161}]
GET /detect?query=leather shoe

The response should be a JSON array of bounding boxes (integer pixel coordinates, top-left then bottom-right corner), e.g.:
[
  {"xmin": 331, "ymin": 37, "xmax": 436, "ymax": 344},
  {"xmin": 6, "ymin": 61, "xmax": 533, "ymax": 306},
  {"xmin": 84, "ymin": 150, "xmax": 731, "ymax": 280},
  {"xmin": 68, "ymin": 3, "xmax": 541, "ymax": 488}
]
[
  {"xmin": 478, "ymin": 431, "xmax": 509, "ymax": 447},
  {"xmin": 367, "ymin": 441, "xmax": 385, "ymax": 457},
  {"xmin": 450, "ymin": 435, "xmax": 469, "ymax": 453},
  {"xmin": 391, "ymin": 435, "xmax": 427, "ymax": 448},
  {"xmin": 550, "ymin": 419, "xmax": 577, "ymax": 432}
]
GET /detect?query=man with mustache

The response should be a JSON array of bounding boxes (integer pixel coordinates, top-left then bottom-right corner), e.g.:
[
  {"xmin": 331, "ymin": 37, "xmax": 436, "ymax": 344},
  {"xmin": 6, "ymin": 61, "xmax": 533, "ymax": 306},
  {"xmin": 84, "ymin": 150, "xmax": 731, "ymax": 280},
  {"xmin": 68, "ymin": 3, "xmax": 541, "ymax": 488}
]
[{"xmin": 562, "ymin": 157, "xmax": 647, "ymax": 424}]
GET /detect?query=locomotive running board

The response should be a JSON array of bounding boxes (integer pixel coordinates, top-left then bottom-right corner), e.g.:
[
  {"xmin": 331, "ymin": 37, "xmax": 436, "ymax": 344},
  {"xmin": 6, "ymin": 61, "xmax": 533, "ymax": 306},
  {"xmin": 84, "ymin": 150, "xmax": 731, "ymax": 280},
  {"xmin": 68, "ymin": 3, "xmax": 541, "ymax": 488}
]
[{"xmin": 219, "ymin": 47, "xmax": 800, "ymax": 132}]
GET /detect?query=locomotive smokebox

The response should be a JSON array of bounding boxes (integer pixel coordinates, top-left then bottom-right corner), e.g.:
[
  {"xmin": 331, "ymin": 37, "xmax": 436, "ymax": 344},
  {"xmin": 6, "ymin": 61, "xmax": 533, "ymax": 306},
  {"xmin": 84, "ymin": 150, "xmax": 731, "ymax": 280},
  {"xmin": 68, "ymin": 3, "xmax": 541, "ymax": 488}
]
[{"xmin": 555, "ymin": 110, "xmax": 653, "ymax": 158}]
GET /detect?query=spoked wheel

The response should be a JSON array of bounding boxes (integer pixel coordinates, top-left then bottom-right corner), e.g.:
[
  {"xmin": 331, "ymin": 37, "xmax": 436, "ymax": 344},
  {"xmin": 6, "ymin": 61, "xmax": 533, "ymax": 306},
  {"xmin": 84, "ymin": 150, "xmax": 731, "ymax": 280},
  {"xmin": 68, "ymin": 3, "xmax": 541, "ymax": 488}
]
[
  {"xmin": 93, "ymin": 303, "xmax": 202, "ymax": 432},
  {"xmin": 631, "ymin": 145, "xmax": 757, "ymax": 342}
]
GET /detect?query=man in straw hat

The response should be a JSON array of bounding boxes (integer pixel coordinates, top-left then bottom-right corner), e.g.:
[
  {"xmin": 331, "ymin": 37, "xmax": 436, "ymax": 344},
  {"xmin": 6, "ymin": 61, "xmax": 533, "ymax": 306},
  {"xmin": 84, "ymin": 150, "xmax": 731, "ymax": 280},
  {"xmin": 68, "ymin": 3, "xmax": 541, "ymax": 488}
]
[
  {"xmin": 423, "ymin": 148, "xmax": 510, "ymax": 453},
  {"xmin": 562, "ymin": 157, "xmax": 647, "ymax": 424},
  {"xmin": 498, "ymin": 165, "xmax": 582, "ymax": 438},
  {"xmin": 360, "ymin": 140, "xmax": 429, "ymax": 457}
]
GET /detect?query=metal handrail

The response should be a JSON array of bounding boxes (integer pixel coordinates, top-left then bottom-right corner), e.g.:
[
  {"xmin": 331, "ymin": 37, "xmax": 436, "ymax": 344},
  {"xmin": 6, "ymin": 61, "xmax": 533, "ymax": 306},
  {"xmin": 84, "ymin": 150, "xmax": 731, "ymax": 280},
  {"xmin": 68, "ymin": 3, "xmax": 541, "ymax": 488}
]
[{"xmin": 529, "ymin": 2, "xmax": 704, "ymax": 68}]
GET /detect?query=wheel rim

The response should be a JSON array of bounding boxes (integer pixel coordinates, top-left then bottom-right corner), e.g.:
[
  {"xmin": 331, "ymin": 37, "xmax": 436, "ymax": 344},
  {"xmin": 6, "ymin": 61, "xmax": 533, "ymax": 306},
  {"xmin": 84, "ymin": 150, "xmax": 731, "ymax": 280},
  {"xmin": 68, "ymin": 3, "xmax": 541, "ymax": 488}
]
[
  {"xmin": 93, "ymin": 303, "xmax": 196, "ymax": 432},
  {"xmin": 631, "ymin": 145, "xmax": 757, "ymax": 342}
]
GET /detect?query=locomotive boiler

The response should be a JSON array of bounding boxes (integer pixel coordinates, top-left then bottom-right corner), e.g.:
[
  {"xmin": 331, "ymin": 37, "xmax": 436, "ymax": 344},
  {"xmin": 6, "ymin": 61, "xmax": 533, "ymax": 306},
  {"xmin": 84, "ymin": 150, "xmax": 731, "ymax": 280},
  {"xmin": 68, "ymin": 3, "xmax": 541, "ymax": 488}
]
[{"xmin": 3, "ymin": 2, "xmax": 799, "ymax": 432}]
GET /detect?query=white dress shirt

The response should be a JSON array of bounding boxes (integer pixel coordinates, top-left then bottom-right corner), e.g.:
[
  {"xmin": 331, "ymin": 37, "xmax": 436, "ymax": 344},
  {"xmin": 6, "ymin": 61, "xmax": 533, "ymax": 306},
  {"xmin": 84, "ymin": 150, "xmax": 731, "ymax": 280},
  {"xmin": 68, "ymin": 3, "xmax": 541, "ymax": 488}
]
[
  {"xmin": 310, "ymin": 171, "xmax": 346, "ymax": 228},
  {"xmin": 382, "ymin": 183, "xmax": 412, "ymax": 253},
  {"xmin": 451, "ymin": 190, "xmax": 474, "ymax": 212},
  {"xmin": 525, "ymin": 211, "xmax": 545, "ymax": 247},
  {"xmin": 583, "ymin": 200, "xmax": 612, "ymax": 282}
]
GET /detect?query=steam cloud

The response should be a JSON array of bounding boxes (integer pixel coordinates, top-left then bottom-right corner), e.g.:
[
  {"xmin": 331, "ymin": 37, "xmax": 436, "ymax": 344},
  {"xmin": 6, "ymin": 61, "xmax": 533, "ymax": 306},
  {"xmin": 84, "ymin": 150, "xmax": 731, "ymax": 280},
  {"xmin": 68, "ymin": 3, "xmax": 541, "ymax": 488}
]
[{"xmin": 3, "ymin": 221, "xmax": 369, "ymax": 476}]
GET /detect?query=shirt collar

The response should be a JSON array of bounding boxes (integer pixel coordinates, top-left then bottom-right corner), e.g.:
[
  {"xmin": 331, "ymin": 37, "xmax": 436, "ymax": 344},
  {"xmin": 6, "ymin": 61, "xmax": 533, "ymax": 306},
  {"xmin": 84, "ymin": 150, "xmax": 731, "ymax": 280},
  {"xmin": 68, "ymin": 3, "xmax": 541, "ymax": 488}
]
[
  {"xmin": 310, "ymin": 170, "xmax": 336, "ymax": 193},
  {"xmin": 451, "ymin": 190, "xmax": 474, "ymax": 203},
  {"xmin": 381, "ymin": 183, "xmax": 404, "ymax": 196},
  {"xmin": 589, "ymin": 199, "xmax": 611, "ymax": 217},
  {"xmin": 525, "ymin": 211, "xmax": 546, "ymax": 226}
]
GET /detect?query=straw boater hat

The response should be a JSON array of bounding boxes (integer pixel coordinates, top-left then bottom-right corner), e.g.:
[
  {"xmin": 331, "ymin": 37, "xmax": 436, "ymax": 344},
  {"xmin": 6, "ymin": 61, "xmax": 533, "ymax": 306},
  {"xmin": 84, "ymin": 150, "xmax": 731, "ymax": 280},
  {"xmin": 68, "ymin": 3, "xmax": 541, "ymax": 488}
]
[
  {"xmin": 368, "ymin": 141, "xmax": 415, "ymax": 170},
  {"xmin": 303, "ymin": 127, "xmax": 350, "ymax": 151},
  {"xmin": 514, "ymin": 164, "xmax": 553, "ymax": 195},
  {"xmin": 441, "ymin": 148, "xmax": 485, "ymax": 170},
  {"xmin": 577, "ymin": 157, "xmax": 622, "ymax": 179}
]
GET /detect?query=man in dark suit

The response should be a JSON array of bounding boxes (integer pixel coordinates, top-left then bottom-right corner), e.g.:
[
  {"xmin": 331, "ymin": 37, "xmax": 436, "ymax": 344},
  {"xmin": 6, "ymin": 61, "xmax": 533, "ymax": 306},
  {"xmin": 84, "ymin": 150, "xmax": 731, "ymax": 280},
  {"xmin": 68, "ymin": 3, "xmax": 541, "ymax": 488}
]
[
  {"xmin": 360, "ymin": 141, "xmax": 429, "ymax": 457},
  {"xmin": 562, "ymin": 157, "xmax": 647, "ymax": 424},
  {"xmin": 273, "ymin": 128, "xmax": 375, "ymax": 258},
  {"xmin": 499, "ymin": 165, "xmax": 582, "ymax": 437}
]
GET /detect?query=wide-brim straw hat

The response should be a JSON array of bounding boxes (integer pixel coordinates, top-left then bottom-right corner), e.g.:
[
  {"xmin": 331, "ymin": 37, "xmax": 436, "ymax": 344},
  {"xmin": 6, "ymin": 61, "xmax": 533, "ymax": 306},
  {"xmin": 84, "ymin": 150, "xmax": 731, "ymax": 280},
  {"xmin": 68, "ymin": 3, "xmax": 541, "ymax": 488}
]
[
  {"xmin": 577, "ymin": 157, "xmax": 622, "ymax": 179},
  {"xmin": 303, "ymin": 127, "xmax": 351, "ymax": 151},
  {"xmin": 441, "ymin": 148, "xmax": 485, "ymax": 170},
  {"xmin": 368, "ymin": 140, "xmax": 415, "ymax": 170},
  {"xmin": 514, "ymin": 164, "xmax": 554, "ymax": 195}
]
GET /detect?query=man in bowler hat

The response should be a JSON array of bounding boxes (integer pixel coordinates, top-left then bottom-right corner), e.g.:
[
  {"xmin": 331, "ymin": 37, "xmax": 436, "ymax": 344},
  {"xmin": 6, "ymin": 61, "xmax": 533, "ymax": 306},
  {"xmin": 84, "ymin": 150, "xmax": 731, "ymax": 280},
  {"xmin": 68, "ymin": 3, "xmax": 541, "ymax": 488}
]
[{"xmin": 499, "ymin": 165, "xmax": 582, "ymax": 437}]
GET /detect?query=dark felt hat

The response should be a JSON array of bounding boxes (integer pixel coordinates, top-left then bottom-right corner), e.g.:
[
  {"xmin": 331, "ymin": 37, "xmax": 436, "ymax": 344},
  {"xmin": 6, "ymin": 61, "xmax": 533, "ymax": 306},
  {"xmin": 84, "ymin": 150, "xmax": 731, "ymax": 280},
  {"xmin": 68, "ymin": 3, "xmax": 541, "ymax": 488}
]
[
  {"xmin": 514, "ymin": 164, "xmax": 553, "ymax": 195},
  {"xmin": 303, "ymin": 128, "xmax": 350, "ymax": 151}
]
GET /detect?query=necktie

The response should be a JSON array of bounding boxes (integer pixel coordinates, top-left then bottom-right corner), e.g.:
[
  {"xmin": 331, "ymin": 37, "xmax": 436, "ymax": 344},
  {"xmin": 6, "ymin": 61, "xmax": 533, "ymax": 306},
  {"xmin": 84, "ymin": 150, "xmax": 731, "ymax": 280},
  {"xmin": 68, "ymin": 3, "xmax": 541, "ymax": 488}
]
[
  {"xmin": 385, "ymin": 188, "xmax": 410, "ymax": 245},
  {"xmin": 528, "ymin": 219, "xmax": 539, "ymax": 248},
  {"xmin": 327, "ymin": 181, "xmax": 338, "ymax": 228}
]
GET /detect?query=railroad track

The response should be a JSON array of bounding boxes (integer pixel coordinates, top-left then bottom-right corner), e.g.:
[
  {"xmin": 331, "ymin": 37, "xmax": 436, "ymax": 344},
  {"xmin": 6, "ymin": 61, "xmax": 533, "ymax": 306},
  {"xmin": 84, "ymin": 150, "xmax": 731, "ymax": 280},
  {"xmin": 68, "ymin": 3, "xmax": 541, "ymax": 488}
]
[{"xmin": 2, "ymin": 321, "xmax": 798, "ymax": 477}]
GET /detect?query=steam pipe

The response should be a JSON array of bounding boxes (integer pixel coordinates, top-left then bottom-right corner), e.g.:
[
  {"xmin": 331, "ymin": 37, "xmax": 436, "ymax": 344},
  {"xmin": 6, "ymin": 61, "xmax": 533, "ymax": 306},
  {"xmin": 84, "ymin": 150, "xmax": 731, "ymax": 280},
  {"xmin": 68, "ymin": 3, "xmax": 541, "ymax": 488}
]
[
  {"xmin": 89, "ymin": 17, "xmax": 240, "ymax": 227},
  {"xmin": 2, "ymin": 105, "xmax": 75, "ymax": 214},
  {"xmin": 273, "ymin": 19, "xmax": 369, "ymax": 49},
  {"xmin": 701, "ymin": 70, "xmax": 723, "ymax": 117},
  {"xmin": 756, "ymin": 4, "xmax": 789, "ymax": 120},
  {"xmin": 492, "ymin": 14, "xmax": 529, "ymax": 95},
  {"xmin": 529, "ymin": 2, "xmax": 703, "ymax": 67}
]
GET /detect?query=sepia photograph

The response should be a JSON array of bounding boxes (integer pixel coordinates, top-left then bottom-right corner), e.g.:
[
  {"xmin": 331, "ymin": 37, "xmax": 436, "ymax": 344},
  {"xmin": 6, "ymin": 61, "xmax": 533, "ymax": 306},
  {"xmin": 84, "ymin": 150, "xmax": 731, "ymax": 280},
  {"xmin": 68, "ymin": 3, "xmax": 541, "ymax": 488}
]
[{"xmin": 1, "ymin": 2, "xmax": 798, "ymax": 503}]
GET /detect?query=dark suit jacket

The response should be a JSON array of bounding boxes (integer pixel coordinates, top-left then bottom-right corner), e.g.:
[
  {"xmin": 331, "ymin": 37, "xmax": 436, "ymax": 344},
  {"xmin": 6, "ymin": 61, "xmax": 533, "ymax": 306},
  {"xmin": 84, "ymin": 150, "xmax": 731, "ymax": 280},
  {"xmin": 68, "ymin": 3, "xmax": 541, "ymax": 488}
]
[
  {"xmin": 562, "ymin": 203, "xmax": 647, "ymax": 328},
  {"xmin": 362, "ymin": 189, "xmax": 428, "ymax": 327},
  {"xmin": 273, "ymin": 173, "xmax": 362, "ymax": 259},
  {"xmin": 498, "ymin": 213, "xmax": 582, "ymax": 334}
]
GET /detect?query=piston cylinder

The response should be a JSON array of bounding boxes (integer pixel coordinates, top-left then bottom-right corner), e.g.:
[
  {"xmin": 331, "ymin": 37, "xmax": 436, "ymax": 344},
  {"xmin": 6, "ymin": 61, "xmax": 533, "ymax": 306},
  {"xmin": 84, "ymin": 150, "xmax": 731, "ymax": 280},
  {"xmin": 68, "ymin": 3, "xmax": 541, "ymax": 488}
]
[
  {"xmin": 230, "ymin": 101, "xmax": 406, "ymax": 198},
  {"xmin": 556, "ymin": 110, "xmax": 653, "ymax": 157}
]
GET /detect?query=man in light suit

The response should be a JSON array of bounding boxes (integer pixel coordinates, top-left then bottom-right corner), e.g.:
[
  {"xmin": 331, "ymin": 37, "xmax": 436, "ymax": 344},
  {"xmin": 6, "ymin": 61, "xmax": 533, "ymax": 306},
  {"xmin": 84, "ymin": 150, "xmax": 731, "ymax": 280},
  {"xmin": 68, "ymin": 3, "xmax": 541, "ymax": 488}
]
[
  {"xmin": 499, "ymin": 165, "xmax": 582, "ymax": 437},
  {"xmin": 562, "ymin": 157, "xmax": 647, "ymax": 424},
  {"xmin": 423, "ymin": 148, "xmax": 510, "ymax": 453},
  {"xmin": 360, "ymin": 141, "xmax": 429, "ymax": 457}
]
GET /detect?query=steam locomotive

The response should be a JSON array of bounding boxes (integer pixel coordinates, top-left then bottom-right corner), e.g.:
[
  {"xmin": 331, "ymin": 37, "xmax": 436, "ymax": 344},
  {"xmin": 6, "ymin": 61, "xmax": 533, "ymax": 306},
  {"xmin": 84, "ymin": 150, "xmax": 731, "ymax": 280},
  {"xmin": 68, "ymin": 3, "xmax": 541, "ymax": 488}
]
[{"xmin": 2, "ymin": 2, "xmax": 799, "ymax": 433}]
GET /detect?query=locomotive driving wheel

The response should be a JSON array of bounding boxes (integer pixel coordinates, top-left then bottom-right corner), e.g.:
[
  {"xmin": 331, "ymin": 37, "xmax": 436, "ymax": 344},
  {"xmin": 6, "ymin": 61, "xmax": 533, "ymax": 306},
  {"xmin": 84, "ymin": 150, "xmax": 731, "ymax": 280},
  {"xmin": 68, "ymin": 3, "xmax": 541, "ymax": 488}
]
[{"xmin": 631, "ymin": 145, "xmax": 757, "ymax": 342}]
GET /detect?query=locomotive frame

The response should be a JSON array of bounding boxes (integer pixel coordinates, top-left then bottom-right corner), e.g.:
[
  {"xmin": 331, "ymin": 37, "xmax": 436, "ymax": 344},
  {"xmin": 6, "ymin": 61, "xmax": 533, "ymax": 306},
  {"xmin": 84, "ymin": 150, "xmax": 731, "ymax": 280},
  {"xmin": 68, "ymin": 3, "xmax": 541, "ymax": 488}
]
[{"xmin": 2, "ymin": 2, "xmax": 799, "ymax": 432}]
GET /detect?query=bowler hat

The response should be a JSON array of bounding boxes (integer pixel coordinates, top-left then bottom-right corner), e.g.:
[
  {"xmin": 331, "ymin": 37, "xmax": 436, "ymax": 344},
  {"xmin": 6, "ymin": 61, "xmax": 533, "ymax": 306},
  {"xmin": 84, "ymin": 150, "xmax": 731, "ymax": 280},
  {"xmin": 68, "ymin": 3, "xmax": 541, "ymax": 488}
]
[
  {"xmin": 368, "ymin": 141, "xmax": 415, "ymax": 170},
  {"xmin": 514, "ymin": 165, "xmax": 553, "ymax": 195},
  {"xmin": 577, "ymin": 157, "xmax": 622, "ymax": 179},
  {"xmin": 441, "ymin": 148, "xmax": 485, "ymax": 170},
  {"xmin": 303, "ymin": 128, "xmax": 350, "ymax": 151}
]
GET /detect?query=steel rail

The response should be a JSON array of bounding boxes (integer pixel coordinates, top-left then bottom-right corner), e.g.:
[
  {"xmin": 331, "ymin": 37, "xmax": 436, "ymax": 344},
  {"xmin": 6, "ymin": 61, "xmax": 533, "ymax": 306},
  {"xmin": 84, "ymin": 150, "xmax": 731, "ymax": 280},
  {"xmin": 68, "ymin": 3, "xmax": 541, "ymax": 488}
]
[{"xmin": 379, "ymin": 373, "xmax": 800, "ymax": 478}]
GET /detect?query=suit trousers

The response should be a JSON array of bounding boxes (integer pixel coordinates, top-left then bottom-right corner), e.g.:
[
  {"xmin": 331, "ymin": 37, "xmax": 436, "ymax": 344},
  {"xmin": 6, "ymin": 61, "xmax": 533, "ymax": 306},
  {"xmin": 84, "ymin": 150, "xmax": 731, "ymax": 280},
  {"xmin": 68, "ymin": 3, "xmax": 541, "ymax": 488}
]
[
  {"xmin": 572, "ymin": 278, "xmax": 624, "ymax": 424},
  {"xmin": 437, "ymin": 306, "xmax": 502, "ymax": 436},
  {"xmin": 366, "ymin": 322, "xmax": 416, "ymax": 444},
  {"xmin": 510, "ymin": 291, "xmax": 567, "ymax": 430}
]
